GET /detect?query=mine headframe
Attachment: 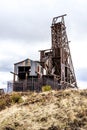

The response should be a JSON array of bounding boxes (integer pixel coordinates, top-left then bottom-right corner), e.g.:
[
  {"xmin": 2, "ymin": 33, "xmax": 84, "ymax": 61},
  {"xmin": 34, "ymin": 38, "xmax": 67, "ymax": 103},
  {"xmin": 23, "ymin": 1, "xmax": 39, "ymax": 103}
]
[{"xmin": 51, "ymin": 14, "xmax": 77, "ymax": 88}]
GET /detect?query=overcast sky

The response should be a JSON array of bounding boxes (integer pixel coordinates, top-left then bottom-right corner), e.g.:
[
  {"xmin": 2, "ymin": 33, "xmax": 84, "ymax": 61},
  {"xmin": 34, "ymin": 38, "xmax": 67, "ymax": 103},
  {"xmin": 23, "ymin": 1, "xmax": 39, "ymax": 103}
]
[{"xmin": 0, "ymin": 0, "xmax": 87, "ymax": 89}]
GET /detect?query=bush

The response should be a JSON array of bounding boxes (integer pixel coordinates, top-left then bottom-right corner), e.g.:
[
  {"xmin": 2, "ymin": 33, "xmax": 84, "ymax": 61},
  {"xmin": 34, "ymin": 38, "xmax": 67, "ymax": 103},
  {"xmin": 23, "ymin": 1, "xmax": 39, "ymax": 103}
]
[
  {"xmin": 42, "ymin": 85, "xmax": 52, "ymax": 92},
  {"xmin": 0, "ymin": 99, "xmax": 6, "ymax": 110},
  {"xmin": 11, "ymin": 93, "xmax": 23, "ymax": 103}
]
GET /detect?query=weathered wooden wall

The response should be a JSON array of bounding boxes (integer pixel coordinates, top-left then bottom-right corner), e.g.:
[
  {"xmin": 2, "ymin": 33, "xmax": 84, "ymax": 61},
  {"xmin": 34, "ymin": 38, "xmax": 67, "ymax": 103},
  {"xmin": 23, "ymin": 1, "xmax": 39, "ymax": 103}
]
[{"xmin": 13, "ymin": 77, "xmax": 62, "ymax": 92}]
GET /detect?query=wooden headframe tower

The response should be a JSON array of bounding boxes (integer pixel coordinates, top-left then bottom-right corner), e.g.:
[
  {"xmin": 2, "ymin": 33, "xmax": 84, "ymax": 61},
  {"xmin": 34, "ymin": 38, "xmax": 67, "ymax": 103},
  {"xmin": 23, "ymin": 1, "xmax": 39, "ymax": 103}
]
[
  {"xmin": 11, "ymin": 14, "xmax": 77, "ymax": 92},
  {"xmin": 51, "ymin": 14, "xmax": 77, "ymax": 88}
]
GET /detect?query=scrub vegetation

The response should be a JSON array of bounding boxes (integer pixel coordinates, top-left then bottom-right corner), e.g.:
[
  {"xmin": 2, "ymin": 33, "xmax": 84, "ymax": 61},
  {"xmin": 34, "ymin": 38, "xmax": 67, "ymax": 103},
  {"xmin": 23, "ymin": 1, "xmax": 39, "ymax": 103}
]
[{"xmin": 0, "ymin": 89, "xmax": 87, "ymax": 130}]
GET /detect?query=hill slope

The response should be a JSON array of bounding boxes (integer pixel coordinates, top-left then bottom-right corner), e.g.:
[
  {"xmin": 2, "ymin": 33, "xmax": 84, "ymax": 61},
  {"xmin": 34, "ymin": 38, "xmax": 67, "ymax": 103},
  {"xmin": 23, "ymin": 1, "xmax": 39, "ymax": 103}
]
[{"xmin": 0, "ymin": 89, "xmax": 87, "ymax": 130}]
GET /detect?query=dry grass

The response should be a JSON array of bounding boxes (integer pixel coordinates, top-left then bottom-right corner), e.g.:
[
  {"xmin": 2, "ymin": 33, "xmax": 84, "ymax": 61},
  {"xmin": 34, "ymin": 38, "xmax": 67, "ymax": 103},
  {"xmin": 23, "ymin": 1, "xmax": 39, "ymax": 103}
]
[
  {"xmin": 0, "ymin": 89, "xmax": 87, "ymax": 130},
  {"xmin": 0, "ymin": 93, "xmax": 23, "ymax": 111}
]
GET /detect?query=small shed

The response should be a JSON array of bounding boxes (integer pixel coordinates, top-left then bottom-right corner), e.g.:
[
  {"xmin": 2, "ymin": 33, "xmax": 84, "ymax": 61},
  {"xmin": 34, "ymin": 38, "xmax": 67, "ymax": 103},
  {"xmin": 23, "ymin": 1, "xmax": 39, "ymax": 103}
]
[
  {"xmin": 13, "ymin": 58, "xmax": 42, "ymax": 81},
  {"xmin": 12, "ymin": 58, "xmax": 43, "ymax": 91}
]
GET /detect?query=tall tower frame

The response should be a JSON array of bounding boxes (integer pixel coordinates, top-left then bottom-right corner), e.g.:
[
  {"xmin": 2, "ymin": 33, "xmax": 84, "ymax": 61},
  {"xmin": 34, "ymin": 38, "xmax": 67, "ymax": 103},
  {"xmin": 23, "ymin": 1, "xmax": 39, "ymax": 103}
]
[{"xmin": 51, "ymin": 14, "xmax": 77, "ymax": 87}]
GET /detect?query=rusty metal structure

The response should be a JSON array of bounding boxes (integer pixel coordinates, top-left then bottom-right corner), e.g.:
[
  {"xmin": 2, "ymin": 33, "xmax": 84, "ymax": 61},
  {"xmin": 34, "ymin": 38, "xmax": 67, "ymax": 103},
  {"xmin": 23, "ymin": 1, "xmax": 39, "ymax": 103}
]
[
  {"xmin": 0, "ymin": 89, "xmax": 4, "ymax": 95},
  {"xmin": 10, "ymin": 14, "xmax": 77, "ymax": 92},
  {"xmin": 39, "ymin": 14, "xmax": 77, "ymax": 88}
]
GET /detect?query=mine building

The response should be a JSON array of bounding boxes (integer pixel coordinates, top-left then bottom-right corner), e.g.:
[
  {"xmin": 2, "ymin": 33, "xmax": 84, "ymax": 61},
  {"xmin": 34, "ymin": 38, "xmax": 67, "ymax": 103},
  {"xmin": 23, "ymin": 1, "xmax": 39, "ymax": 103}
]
[
  {"xmin": 12, "ymin": 59, "xmax": 42, "ymax": 91},
  {"xmin": 10, "ymin": 14, "xmax": 77, "ymax": 92}
]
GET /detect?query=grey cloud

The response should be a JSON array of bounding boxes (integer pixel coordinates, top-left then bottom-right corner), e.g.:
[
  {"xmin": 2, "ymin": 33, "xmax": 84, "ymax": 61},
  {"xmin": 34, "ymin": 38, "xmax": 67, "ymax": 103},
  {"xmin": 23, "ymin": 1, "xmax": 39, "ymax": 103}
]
[
  {"xmin": 0, "ymin": 17, "xmax": 50, "ymax": 42},
  {"xmin": 0, "ymin": 51, "xmax": 24, "ymax": 73},
  {"xmin": 0, "ymin": 1, "xmax": 52, "ymax": 43},
  {"xmin": 0, "ymin": 60, "xmax": 13, "ymax": 72},
  {"xmin": 76, "ymin": 68, "xmax": 87, "ymax": 82},
  {"xmin": 1, "ymin": 0, "xmax": 86, "ymax": 44}
]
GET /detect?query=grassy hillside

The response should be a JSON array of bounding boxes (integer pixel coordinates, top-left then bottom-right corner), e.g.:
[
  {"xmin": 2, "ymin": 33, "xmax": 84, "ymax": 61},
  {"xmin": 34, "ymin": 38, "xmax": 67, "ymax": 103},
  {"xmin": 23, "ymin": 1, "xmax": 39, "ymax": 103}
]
[{"xmin": 0, "ymin": 89, "xmax": 87, "ymax": 130}]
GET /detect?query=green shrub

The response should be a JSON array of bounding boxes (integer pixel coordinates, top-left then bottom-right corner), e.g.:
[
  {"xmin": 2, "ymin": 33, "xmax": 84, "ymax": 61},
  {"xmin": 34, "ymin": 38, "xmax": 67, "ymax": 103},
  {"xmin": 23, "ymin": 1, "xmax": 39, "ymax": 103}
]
[
  {"xmin": 11, "ymin": 93, "xmax": 23, "ymax": 103},
  {"xmin": 42, "ymin": 85, "xmax": 52, "ymax": 92},
  {"xmin": 0, "ymin": 99, "xmax": 6, "ymax": 110}
]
